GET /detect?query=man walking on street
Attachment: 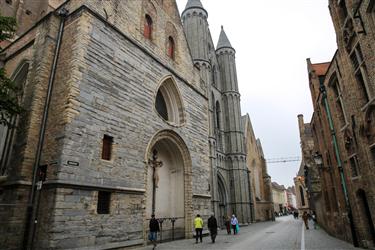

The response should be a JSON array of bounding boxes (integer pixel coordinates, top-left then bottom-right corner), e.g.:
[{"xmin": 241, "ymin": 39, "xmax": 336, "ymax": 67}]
[
  {"xmin": 230, "ymin": 214, "xmax": 238, "ymax": 235},
  {"xmin": 208, "ymin": 214, "xmax": 218, "ymax": 243},
  {"xmin": 302, "ymin": 211, "xmax": 309, "ymax": 230},
  {"xmin": 194, "ymin": 214, "xmax": 203, "ymax": 243},
  {"xmin": 149, "ymin": 214, "xmax": 160, "ymax": 250}
]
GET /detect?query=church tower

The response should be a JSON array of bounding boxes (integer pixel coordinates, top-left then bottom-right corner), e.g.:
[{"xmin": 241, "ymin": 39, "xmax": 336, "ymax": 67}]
[
  {"xmin": 181, "ymin": 0, "xmax": 210, "ymax": 84},
  {"xmin": 182, "ymin": 0, "xmax": 252, "ymax": 225},
  {"xmin": 216, "ymin": 27, "xmax": 251, "ymax": 223}
]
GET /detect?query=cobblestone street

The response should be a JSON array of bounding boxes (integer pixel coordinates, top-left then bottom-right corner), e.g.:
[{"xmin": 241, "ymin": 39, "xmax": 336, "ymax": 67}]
[{"xmin": 137, "ymin": 216, "xmax": 358, "ymax": 250}]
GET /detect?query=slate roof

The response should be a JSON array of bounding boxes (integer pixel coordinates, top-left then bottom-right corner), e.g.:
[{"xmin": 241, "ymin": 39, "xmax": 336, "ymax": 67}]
[
  {"xmin": 184, "ymin": 0, "xmax": 205, "ymax": 11},
  {"xmin": 217, "ymin": 26, "xmax": 233, "ymax": 50},
  {"xmin": 272, "ymin": 182, "xmax": 286, "ymax": 191}
]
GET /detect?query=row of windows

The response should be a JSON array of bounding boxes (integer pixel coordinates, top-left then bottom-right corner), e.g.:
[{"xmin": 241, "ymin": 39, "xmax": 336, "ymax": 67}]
[{"xmin": 143, "ymin": 14, "xmax": 175, "ymax": 60}]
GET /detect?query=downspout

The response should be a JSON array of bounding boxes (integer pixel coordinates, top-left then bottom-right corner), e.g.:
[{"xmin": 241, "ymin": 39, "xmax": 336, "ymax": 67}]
[
  {"xmin": 319, "ymin": 82, "xmax": 359, "ymax": 247},
  {"xmin": 247, "ymin": 169, "xmax": 254, "ymax": 223},
  {"xmin": 23, "ymin": 7, "xmax": 69, "ymax": 250}
]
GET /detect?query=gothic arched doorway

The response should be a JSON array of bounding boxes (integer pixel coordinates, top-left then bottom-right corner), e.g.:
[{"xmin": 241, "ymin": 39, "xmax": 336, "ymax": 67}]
[
  {"xmin": 217, "ymin": 174, "xmax": 227, "ymax": 228},
  {"xmin": 357, "ymin": 189, "xmax": 375, "ymax": 246},
  {"xmin": 145, "ymin": 130, "xmax": 192, "ymax": 240}
]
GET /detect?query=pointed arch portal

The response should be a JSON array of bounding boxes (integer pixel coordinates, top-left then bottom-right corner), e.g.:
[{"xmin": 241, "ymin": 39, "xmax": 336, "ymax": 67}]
[
  {"xmin": 217, "ymin": 173, "xmax": 228, "ymax": 227},
  {"xmin": 145, "ymin": 130, "xmax": 192, "ymax": 240}
]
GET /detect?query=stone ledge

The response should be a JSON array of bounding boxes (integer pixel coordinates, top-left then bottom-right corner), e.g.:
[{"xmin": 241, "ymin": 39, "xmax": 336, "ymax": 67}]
[
  {"xmin": 43, "ymin": 180, "xmax": 146, "ymax": 194},
  {"xmin": 192, "ymin": 193, "xmax": 211, "ymax": 199},
  {"xmin": 1, "ymin": 179, "xmax": 32, "ymax": 187},
  {"xmin": 69, "ymin": 239, "xmax": 144, "ymax": 250}
]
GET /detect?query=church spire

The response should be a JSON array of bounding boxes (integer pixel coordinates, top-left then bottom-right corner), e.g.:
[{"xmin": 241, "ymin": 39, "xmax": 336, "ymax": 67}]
[
  {"xmin": 216, "ymin": 26, "xmax": 233, "ymax": 50},
  {"xmin": 184, "ymin": 0, "xmax": 205, "ymax": 11}
]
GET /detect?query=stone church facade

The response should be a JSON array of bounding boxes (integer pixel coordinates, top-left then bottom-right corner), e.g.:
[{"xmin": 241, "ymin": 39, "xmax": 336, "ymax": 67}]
[
  {"xmin": 0, "ymin": 0, "xmax": 256, "ymax": 249},
  {"xmin": 242, "ymin": 114, "xmax": 273, "ymax": 222}
]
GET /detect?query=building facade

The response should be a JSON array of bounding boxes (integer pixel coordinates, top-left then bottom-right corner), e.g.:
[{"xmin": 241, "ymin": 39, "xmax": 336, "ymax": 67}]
[
  {"xmin": 286, "ymin": 186, "xmax": 297, "ymax": 211},
  {"xmin": 271, "ymin": 182, "xmax": 287, "ymax": 215},
  {"xmin": 0, "ymin": 0, "xmax": 255, "ymax": 249},
  {"xmin": 301, "ymin": 0, "xmax": 375, "ymax": 247},
  {"xmin": 294, "ymin": 114, "xmax": 317, "ymax": 217},
  {"xmin": 242, "ymin": 114, "xmax": 273, "ymax": 222}
]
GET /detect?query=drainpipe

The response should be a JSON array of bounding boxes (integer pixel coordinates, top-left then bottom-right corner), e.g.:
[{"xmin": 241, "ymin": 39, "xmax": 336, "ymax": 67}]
[
  {"xmin": 319, "ymin": 82, "xmax": 359, "ymax": 247},
  {"xmin": 23, "ymin": 8, "xmax": 69, "ymax": 250},
  {"xmin": 247, "ymin": 169, "xmax": 254, "ymax": 223}
]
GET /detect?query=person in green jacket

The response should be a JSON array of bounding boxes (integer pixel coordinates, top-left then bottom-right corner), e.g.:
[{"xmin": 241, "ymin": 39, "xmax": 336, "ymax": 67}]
[{"xmin": 194, "ymin": 214, "xmax": 204, "ymax": 243}]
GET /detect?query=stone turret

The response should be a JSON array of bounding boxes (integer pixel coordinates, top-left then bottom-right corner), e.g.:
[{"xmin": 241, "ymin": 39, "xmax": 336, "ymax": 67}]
[
  {"xmin": 181, "ymin": 0, "xmax": 210, "ymax": 84},
  {"xmin": 216, "ymin": 26, "xmax": 242, "ymax": 153},
  {"xmin": 216, "ymin": 26, "xmax": 237, "ymax": 92},
  {"xmin": 216, "ymin": 26, "xmax": 250, "ymax": 223}
]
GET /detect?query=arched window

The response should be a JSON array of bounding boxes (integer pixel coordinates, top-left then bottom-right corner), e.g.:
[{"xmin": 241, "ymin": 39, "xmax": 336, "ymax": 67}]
[
  {"xmin": 215, "ymin": 101, "xmax": 221, "ymax": 129},
  {"xmin": 212, "ymin": 65, "xmax": 216, "ymax": 87},
  {"xmin": 168, "ymin": 36, "xmax": 175, "ymax": 59},
  {"xmin": 155, "ymin": 90, "xmax": 168, "ymax": 120},
  {"xmin": 0, "ymin": 62, "xmax": 29, "ymax": 176},
  {"xmin": 155, "ymin": 77, "xmax": 185, "ymax": 126},
  {"xmin": 144, "ymin": 14, "xmax": 153, "ymax": 39}
]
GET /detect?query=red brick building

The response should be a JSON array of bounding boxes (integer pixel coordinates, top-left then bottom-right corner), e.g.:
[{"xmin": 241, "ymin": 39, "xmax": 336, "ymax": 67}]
[{"xmin": 303, "ymin": 0, "xmax": 375, "ymax": 247}]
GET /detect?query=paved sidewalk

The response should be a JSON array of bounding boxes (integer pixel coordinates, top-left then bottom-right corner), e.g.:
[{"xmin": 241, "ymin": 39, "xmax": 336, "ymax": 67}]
[{"xmin": 135, "ymin": 216, "xmax": 358, "ymax": 250}]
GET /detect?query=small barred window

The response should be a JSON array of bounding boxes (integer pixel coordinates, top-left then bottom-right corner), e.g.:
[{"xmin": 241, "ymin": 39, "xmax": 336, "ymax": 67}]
[
  {"xmin": 101, "ymin": 135, "xmax": 113, "ymax": 160},
  {"xmin": 97, "ymin": 191, "xmax": 111, "ymax": 214}
]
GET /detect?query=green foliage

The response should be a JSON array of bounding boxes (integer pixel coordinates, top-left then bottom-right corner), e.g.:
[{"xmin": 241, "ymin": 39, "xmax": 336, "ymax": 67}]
[
  {"xmin": 0, "ymin": 68, "xmax": 23, "ymax": 126},
  {"xmin": 0, "ymin": 16, "xmax": 16, "ymax": 48},
  {"xmin": 0, "ymin": 15, "xmax": 23, "ymax": 127}
]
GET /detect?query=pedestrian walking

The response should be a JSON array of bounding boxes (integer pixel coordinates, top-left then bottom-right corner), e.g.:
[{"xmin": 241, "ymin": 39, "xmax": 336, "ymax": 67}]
[
  {"xmin": 293, "ymin": 210, "xmax": 299, "ymax": 219},
  {"xmin": 194, "ymin": 214, "xmax": 203, "ymax": 243},
  {"xmin": 312, "ymin": 211, "xmax": 317, "ymax": 229},
  {"xmin": 225, "ymin": 215, "xmax": 231, "ymax": 234},
  {"xmin": 230, "ymin": 214, "xmax": 238, "ymax": 235},
  {"xmin": 207, "ymin": 214, "xmax": 218, "ymax": 243},
  {"xmin": 302, "ymin": 211, "xmax": 309, "ymax": 230},
  {"xmin": 149, "ymin": 214, "xmax": 160, "ymax": 250}
]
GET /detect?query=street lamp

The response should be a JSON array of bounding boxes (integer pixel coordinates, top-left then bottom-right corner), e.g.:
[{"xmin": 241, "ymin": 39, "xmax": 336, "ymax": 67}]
[
  {"xmin": 313, "ymin": 152, "xmax": 330, "ymax": 172},
  {"xmin": 312, "ymin": 152, "xmax": 323, "ymax": 165}
]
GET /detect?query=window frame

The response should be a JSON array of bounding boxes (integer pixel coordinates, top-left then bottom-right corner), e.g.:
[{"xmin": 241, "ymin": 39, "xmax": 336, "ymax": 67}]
[
  {"xmin": 167, "ymin": 36, "xmax": 175, "ymax": 59},
  {"xmin": 144, "ymin": 14, "xmax": 153, "ymax": 40},
  {"xmin": 349, "ymin": 154, "xmax": 360, "ymax": 177},
  {"xmin": 101, "ymin": 134, "xmax": 113, "ymax": 161},
  {"xmin": 349, "ymin": 44, "xmax": 372, "ymax": 105},
  {"xmin": 97, "ymin": 191, "xmax": 111, "ymax": 214},
  {"xmin": 331, "ymin": 77, "xmax": 348, "ymax": 127}
]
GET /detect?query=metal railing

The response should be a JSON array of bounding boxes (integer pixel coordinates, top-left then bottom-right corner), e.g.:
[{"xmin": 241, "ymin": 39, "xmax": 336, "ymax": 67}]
[{"xmin": 147, "ymin": 216, "xmax": 184, "ymax": 242}]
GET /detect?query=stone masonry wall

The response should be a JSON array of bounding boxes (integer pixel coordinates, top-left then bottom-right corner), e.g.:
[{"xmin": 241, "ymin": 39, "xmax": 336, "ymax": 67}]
[
  {"xmin": 31, "ymin": 6, "xmax": 210, "ymax": 249},
  {"xmin": 0, "ymin": 13, "xmax": 63, "ymax": 250}
]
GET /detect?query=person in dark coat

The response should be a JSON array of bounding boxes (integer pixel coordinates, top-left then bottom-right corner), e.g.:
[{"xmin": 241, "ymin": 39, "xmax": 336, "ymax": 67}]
[
  {"xmin": 225, "ymin": 215, "xmax": 231, "ymax": 234},
  {"xmin": 302, "ymin": 211, "xmax": 309, "ymax": 230},
  {"xmin": 149, "ymin": 214, "xmax": 160, "ymax": 249},
  {"xmin": 208, "ymin": 214, "xmax": 218, "ymax": 243}
]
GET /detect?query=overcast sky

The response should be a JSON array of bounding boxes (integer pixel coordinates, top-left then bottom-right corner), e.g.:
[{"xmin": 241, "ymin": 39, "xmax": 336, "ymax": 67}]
[{"xmin": 176, "ymin": 0, "xmax": 337, "ymax": 187}]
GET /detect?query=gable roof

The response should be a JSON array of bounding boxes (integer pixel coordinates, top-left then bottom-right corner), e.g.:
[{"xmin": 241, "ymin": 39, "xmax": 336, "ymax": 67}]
[{"xmin": 311, "ymin": 62, "xmax": 330, "ymax": 76}]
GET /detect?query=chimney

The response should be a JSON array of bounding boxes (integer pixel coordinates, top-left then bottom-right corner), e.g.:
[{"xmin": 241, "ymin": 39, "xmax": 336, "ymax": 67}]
[{"xmin": 297, "ymin": 114, "xmax": 305, "ymax": 135}]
